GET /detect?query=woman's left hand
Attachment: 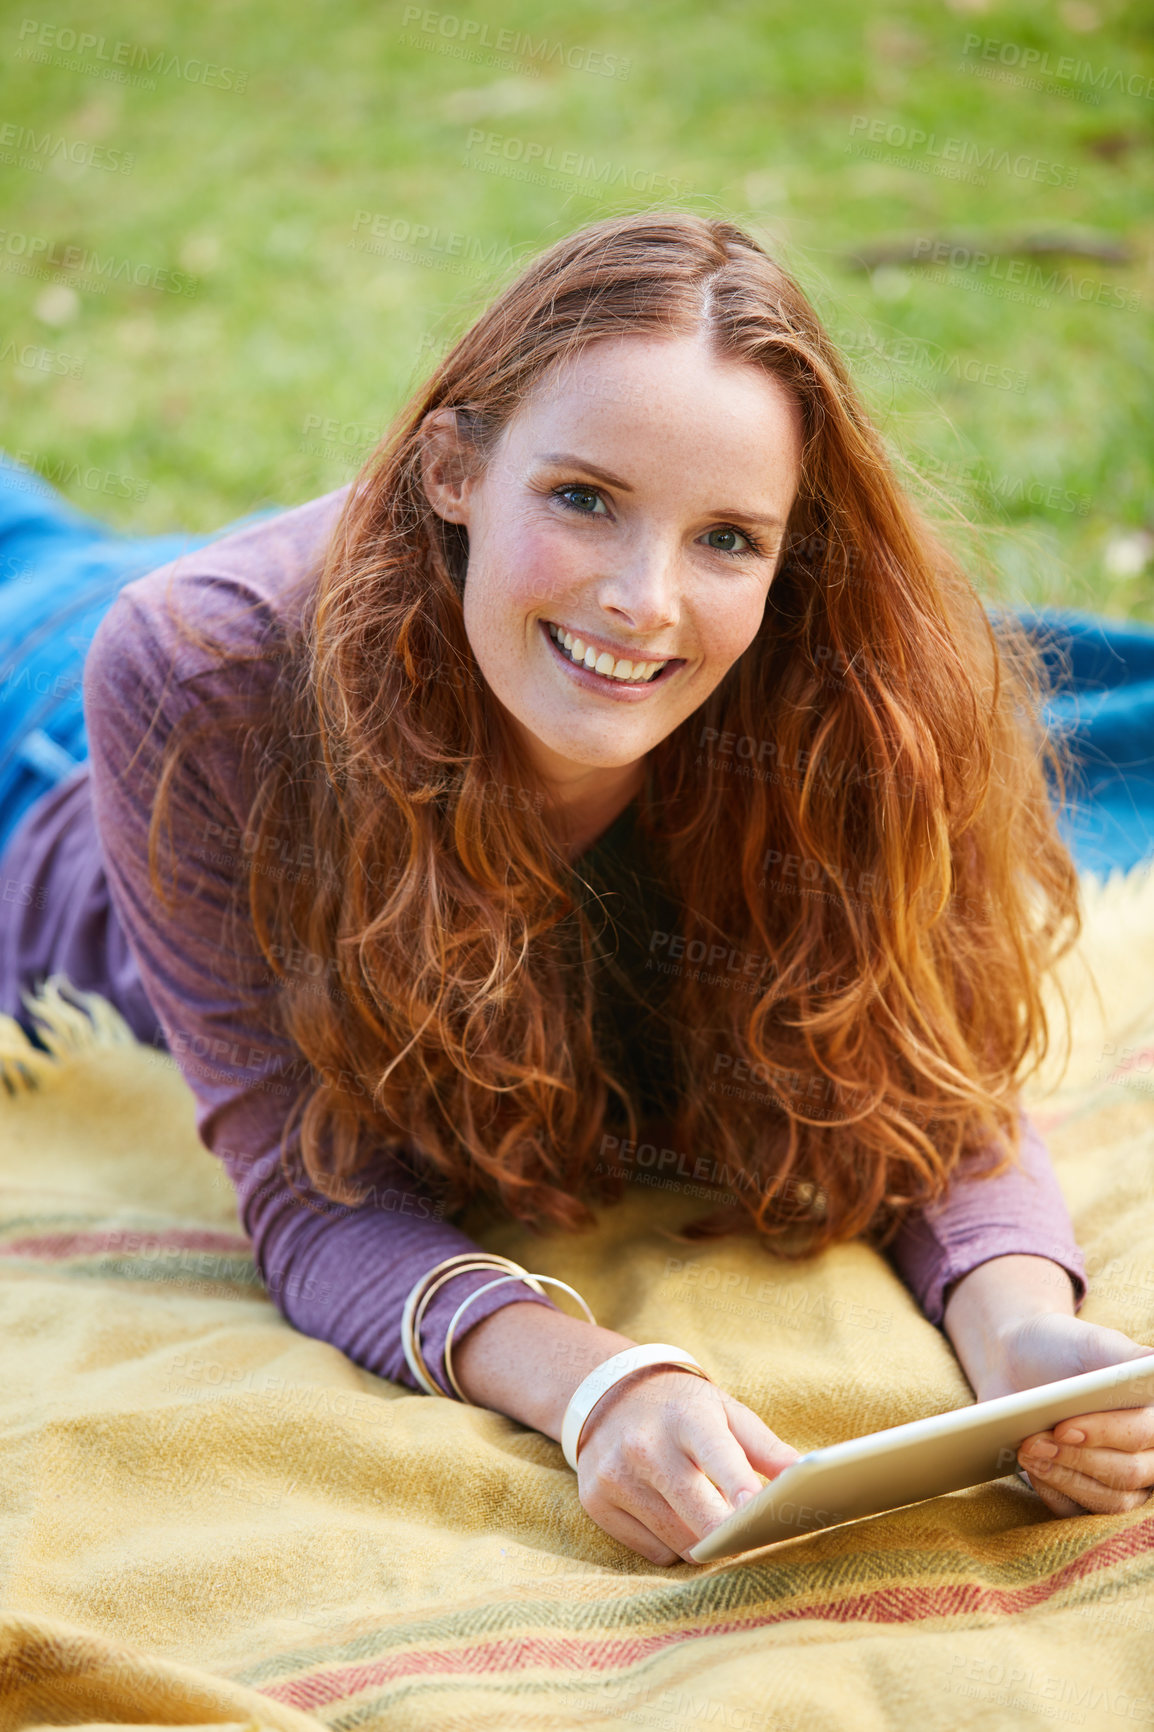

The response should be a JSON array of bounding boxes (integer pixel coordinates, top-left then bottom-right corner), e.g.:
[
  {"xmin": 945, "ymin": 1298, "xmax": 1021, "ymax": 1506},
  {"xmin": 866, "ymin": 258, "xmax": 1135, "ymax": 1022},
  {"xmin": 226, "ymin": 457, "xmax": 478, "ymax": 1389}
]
[{"xmin": 986, "ymin": 1311, "xmax": 1154, "ymax": 1517}]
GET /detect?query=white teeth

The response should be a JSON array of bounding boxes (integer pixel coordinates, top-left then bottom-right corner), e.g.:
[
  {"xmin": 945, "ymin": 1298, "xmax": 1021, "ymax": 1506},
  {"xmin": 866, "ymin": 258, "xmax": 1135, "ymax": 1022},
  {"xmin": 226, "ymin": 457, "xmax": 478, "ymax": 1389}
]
[{"xmin": 547, "ymin": 622, "xmax": 667, "ymax": 683}]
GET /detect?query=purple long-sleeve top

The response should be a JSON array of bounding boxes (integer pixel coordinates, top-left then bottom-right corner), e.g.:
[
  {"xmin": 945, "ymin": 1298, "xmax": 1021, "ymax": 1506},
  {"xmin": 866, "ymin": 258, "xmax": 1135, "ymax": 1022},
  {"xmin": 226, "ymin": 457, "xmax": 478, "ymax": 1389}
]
[{"xmin": 0, "ymin": 486, "xmax": 1086, "ymax": 1393}]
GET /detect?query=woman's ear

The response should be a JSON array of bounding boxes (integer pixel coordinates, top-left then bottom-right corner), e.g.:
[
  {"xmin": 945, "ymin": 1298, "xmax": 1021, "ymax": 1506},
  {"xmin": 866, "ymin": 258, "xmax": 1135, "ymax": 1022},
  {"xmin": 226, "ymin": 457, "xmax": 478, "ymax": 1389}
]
[{"xmin": 418, "ymin": 408, "xmax": 477, "ymax": 525}]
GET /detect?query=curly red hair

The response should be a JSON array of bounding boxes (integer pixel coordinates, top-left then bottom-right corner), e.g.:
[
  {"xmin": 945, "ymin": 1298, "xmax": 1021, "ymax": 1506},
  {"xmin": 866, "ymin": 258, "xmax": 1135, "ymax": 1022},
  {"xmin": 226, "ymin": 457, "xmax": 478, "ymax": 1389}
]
[{"xmin": 147, "ymin": 208, "xmax": 1082, "ymax": 1256}]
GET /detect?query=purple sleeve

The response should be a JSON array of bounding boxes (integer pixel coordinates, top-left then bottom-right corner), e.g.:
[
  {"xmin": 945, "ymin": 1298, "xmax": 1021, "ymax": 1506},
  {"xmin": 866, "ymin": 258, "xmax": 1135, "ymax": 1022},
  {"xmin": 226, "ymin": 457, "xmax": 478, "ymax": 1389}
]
[
  {"xmin": 81, "ymin": 527, "xmax": 556, "ymax": 1394},
  {"xmin": 887, "ymin": 1111, "xmax": 1087, "ymax": 1325}
]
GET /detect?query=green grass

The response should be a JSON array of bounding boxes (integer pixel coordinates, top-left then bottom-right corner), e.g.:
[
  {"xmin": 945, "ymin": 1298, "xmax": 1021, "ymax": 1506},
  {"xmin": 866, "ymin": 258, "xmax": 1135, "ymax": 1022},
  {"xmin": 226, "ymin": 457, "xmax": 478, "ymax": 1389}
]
[{"xmin": 1, "ymin": 0, "xmax": 1151, "ymax": 614}]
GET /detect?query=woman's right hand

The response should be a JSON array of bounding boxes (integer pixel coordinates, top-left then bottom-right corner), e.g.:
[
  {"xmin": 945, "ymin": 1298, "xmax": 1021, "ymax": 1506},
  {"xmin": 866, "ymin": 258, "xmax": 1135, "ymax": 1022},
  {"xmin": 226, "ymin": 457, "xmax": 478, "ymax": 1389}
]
[
  {"xmin": 450, "ymin": 1301, "xmax": 799, "ymax": 1563},
  {"xmin": 574, "ymin": 1366, "xmax": 801, "ymax": 1564}
]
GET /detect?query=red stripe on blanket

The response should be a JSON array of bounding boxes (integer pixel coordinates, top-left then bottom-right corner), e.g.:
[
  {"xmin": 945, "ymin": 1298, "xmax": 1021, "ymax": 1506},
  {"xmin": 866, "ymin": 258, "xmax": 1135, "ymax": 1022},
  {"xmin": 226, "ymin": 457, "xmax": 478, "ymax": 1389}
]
[
  {"xmin": 1025, "ymin": 1107, "xmax": 1072, "ymax": 1133},
  {"xmin": 0, "ymin": 1227, "xmax": 252, "ymax": 1259},
  {"xmin": 262, "ymin": 1517, "xmax": 1154, "ymax": 1711}
]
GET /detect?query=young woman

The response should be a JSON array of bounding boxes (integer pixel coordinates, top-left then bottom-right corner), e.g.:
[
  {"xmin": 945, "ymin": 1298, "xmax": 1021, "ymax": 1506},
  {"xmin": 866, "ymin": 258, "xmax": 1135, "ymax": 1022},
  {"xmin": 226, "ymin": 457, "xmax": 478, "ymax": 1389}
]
[{"xmin": 3, "ymin": 210, "xmax": 1153, "ymax": 1568}]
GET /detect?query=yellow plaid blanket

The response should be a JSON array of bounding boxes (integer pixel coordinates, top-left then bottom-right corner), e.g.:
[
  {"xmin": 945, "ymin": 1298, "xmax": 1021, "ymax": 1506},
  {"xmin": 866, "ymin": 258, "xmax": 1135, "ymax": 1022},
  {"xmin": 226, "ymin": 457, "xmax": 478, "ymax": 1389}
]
[{"xmin": 2, "ymin": 863, "xmax": 1154, "ymax": 1731}]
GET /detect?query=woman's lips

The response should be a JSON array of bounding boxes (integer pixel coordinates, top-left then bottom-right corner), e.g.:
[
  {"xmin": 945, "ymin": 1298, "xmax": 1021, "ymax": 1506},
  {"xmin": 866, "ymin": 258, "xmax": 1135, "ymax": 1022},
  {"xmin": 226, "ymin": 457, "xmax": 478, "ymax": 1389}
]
[{"xmin": 541, "ymin": 619, "xmax": 682, "ymax": 694}]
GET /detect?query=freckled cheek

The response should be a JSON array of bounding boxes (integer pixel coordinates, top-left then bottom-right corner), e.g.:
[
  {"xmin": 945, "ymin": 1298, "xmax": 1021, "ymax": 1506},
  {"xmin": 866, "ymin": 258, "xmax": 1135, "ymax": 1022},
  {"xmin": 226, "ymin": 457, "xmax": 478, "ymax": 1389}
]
[
  {"xmin": 691, "ymin": 618, "xmax": 759, "ymax": 678},
  {"xmin": 509, "ymin": 528, "xmax": 584, "ymax": 616}
]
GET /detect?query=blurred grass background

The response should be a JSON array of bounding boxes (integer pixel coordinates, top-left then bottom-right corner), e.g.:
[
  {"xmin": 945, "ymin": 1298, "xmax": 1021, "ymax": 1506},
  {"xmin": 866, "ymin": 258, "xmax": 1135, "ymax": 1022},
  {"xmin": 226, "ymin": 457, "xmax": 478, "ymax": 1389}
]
[{"xmin": 0, "ymin": 0, "xmax": 1150, "ymax": 614}]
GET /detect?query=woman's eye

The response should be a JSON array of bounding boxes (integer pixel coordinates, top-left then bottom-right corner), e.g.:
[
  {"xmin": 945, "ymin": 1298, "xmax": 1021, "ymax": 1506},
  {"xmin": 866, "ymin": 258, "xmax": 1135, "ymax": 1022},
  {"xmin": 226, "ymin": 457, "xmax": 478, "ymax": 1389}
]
[
  {"xmin": 554, "ymin": 485, "xmax": 607, "ymax": 515},
  {"xmin": 703, "ymin": 525, "xmax": 759, "ymax": 557}
]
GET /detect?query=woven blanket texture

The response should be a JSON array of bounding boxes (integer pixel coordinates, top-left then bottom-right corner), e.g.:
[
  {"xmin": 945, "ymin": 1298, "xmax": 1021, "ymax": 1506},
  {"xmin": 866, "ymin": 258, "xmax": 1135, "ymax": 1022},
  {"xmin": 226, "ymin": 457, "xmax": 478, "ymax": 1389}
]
[{"xmin": 2, "ymin": 862, "xmax": 1154, "ymax": 1731}]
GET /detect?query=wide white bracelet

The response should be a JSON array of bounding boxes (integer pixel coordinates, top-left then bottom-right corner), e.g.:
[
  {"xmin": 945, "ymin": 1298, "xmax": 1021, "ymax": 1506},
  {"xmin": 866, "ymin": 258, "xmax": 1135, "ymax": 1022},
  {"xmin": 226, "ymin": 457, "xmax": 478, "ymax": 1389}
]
[{"xmin": 560, "ymin": 1343, "xmax": 710, "ymax": 1471}]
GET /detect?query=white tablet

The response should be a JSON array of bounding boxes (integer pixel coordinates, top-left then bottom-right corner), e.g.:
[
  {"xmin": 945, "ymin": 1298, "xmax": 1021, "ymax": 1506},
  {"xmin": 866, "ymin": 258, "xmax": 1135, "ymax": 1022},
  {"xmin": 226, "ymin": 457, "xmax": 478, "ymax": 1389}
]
[{"xmin": 688, "ymin": 1353, "xmax": 1154, "ymax": 1563}]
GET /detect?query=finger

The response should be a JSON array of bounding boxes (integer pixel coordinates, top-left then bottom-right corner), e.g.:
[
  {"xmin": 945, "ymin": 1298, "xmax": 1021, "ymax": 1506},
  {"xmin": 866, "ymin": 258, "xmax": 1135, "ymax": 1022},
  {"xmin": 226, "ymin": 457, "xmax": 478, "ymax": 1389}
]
[
  {"xmin": 721, "ymin": 1395, "xmax": 803, "ymax": 1481},
  {"xmin": 625, "ymin": 1434, "xmax": 736, "ymax": 1550},
  {"xmin": 1019, "ymin": 1467, "xmax": 1093, "ymax": 1519},
  {"xmin": 583, "ymin": 1496, "xmax": 681, "ymax": 1567},
  {"xmin": 1067, "ymin": 1446, "xmax": 1154, "ymax": 1496},
  {"xmin": 1022, "ymin": 1440, "xmax": 1154, "ymax": 1497},
  {"xmin": 583, "ymin": 1470, "xmax": 701, "ymax": 1560},
  {"xmin": 676, "ymin": 1409, "xmax": 769, "ymax": 1514},
  {"xmin": 1017, "ymin": 1450, "xmax": 1153, "ymax": 1514},
  {"xmin": 1019, "ymin": 1422, "xmax": 1153, "ymax": 1481},
  {"xmin": 1052, "ymin": 1405, "xmax": 1154, "ymax": 1452}
]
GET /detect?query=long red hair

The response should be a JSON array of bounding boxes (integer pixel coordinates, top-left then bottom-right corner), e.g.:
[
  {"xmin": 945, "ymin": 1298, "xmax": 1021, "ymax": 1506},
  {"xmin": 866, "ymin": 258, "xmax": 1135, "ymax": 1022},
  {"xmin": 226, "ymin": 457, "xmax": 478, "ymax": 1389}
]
[{"xmin": 147, "ymin": 209, "xmax": 1081, "ymax": 1253}]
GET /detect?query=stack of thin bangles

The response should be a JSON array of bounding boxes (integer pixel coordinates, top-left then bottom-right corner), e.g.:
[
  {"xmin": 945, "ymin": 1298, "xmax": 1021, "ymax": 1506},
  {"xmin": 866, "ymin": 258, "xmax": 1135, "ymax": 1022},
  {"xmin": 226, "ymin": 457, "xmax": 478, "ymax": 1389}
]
[{"xmin": 401, "ymin": 1252, "xmax": 711, "ymax": 1472}]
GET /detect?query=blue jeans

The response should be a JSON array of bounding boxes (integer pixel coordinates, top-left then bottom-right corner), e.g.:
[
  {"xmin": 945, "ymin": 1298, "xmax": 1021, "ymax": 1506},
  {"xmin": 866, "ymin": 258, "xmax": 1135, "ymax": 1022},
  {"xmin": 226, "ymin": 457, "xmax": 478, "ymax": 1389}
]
[
  {"xmin": 0, "ymin": 453, "xmax": 282, "ymax": 858},
  {"xmin": 1, "ymin": 453, "xmax": 1152, "ymax": 877},
  {"xmin": 1004, "ymin": 604, "xmax": 1154, "ymax": 877}
]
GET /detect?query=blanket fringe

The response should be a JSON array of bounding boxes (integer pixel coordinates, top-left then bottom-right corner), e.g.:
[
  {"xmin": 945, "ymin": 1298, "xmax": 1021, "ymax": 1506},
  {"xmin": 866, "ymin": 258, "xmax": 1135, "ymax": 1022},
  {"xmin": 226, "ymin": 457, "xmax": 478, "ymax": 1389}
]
[
  {"xmin": 1079, "ymin": 853, "xmax": 1154, "ymax": 917},
  {"xmin": 0, "ymin": 973, "xmax": 139, "ymax": 1096}
]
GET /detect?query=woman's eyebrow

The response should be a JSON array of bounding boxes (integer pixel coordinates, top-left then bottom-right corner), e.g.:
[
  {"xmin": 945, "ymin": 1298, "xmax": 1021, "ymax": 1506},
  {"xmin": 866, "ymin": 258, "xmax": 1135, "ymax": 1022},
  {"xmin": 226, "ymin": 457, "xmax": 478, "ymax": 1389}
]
[
  {"xmin": 537, "ymin": 450, "xmax": 634, "ymax": 490},
  {"xmin": 535, "ymin": 450, "xmax": 785, "ymax": 528}
]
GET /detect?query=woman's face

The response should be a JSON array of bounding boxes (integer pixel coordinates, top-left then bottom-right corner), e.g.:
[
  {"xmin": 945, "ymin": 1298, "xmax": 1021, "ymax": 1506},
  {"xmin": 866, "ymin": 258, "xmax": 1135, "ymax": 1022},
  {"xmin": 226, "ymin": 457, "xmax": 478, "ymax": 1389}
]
[{"xmin": 422, "ymin": 330, "xmax": 804, "ymax": 815}]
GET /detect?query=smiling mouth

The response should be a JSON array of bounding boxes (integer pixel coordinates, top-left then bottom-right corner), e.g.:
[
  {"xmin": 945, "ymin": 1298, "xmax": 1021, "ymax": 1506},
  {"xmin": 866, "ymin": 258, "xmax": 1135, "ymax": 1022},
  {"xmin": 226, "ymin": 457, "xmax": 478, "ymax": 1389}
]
[{"xmin": 544, "ymin": 620, "xmax": 679, "ymax": 685}]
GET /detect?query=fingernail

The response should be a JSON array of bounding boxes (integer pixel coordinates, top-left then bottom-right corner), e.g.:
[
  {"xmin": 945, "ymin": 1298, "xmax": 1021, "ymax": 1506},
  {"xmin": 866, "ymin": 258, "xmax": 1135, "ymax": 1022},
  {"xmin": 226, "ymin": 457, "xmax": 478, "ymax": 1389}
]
[
  {"xmin": 734, "ymin": 1489, "xmax": 753, "ymax": 1508},
  {"xmin": 1061, "ymin": 1429, "xmax": 1085, "ymax": 1445},
  {"xmin": 1029, "ymin": 1440, "xmax": 1059, "ymax": 1459}
]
